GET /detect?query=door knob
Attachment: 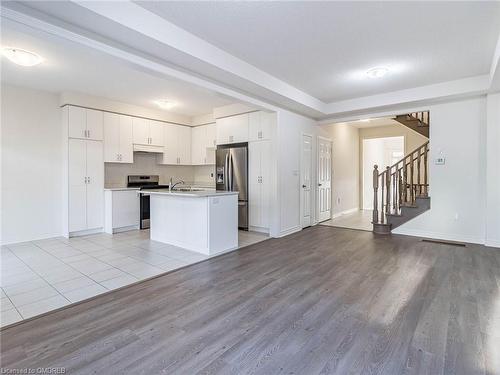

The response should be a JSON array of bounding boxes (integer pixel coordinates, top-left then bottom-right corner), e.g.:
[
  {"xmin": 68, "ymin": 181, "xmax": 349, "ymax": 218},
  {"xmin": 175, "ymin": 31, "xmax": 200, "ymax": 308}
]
[
  {"xmin": 318, "ymin": 183, "xmax": 322, "ymax": 186},
  {"xmin": 302, "ymin": 184, "xmax": 307, "ymax": 188}
]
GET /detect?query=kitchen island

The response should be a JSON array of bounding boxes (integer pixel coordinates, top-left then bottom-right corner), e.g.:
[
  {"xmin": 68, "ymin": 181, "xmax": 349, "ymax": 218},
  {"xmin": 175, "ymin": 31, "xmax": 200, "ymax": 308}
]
[{"xmin": 147, "ymin": 189, "xmax": 239, "ymax": 255}]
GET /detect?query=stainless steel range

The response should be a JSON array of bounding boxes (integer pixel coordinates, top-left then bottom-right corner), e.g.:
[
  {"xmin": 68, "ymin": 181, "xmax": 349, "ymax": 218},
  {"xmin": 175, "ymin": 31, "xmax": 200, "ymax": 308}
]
[{"xmin": 127, "ymin": 175, "xmax": 169, "ymax": 229}]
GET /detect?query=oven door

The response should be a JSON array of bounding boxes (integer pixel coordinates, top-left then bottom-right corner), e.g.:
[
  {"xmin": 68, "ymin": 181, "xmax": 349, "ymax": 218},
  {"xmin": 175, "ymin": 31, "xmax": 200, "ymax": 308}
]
[{"xmin": 139, "ymin": 193, "xmax": 150, "ymax": 229}]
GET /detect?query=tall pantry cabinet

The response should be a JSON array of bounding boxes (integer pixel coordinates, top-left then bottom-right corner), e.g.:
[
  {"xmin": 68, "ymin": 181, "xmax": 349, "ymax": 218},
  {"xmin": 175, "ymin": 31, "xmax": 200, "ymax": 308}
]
[{"xmin": 63, "ymin": 106, "xmax": 104, "ymax": 236}]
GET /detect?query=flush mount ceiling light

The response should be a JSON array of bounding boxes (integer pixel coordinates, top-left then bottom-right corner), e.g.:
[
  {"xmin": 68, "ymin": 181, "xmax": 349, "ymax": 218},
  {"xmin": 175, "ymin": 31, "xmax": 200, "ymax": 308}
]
[
  {"xmin": 154, "ymin": 99, "xmax": 176, "ymax": 110},
  {"xmin": 366, "ymin": 67, "xmax": 389, "ymax": 79},
  {"xmin": 2, "ymin": 47, "xmax": 43, "ymax": 66},
  {"xmin": 360, "ymin": 119, "xmax": 371, "ymax": 122}
]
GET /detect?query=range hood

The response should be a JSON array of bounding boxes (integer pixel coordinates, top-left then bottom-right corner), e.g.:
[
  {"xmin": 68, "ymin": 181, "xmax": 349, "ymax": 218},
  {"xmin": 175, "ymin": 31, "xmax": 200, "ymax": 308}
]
[{"xmin": 133, "ymin": 144, "xmax": 164, "ymax": 153}]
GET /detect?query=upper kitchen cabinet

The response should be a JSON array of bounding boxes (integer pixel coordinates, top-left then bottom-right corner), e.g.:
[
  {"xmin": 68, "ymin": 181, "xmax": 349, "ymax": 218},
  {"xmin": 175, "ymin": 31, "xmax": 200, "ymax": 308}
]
[
  {"xmin": 158, "ymin": 124, "xmax": 191, "ymax": 165},
  {"xmin": 103, "ymin": 113, "xmax": 133, "ymax": 163},
  {"xmin": 216, "ymin": 113, "xmax": 249, "ymax": 145},
  {"xmin": 133, "ymin": 118, "xmax": 164, "ymax": 146},
  {"xmin": 249, "ymin": 111, "xmax": 275, "ymax": 142},
  {"xmin": 68, "ymin": 106, "xmax": 103, "ymax": 141},
  {"xmin": 192, "ymin": 124, "xmax": 217, "ymax": 165}
]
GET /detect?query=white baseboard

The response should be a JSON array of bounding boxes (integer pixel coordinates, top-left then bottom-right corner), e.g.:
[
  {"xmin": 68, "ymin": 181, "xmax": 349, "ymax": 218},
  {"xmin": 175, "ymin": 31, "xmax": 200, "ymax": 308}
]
[
  {"xmin": 392, "ymin": 227, "xmax": 485, "ymax": 246},
  {"xmin": 276, "ymin": 226, "xmax": 301, "ymax": 238},
  {"xmin": 485, "ymin": 239, "xmax": 500, "ymax": 248},
  {"xmin": 69, "ymin": 227, "xmax": 104, "ymax": 238},
  {"xmin": 1, "ymin": 232, "xmax": 64, "ymax": 246},
  {"xmin": 331, "ymin": 207, "xmax": 359, "ymax": 219},
  {"xmin": 248, "ymin": 226, "xmax": 270, "ymax": 234},
  {"xmin": 113, "ymin": 225, "xmax": 140, "ymax": 234}
]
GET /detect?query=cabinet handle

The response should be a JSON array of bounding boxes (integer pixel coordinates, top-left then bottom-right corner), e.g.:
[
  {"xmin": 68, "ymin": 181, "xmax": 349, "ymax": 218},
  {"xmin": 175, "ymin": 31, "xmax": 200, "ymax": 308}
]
[
  {"xmin": 88, "ymin": 177, "xmax": 91, "ymax": 184},
  {"xmin": 88, "ymin": 130, "xmax": 90, "ymax": 138},
  {"xmin": 258, "ymin": 131, "xmax": 262, "ymax": 139}
]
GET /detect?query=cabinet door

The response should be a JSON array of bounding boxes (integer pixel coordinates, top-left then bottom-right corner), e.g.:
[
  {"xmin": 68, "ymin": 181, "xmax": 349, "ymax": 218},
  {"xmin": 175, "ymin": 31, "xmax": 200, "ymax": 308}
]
[
  {"xmin": 248, "ymin": 112, "xmax": 262, "ymax": 142},
  {"xmin": 231, "ymin": 113, "xmax": 249, "ymax": 143},
  {"xmin": 205, "ymin": 123, "xmax": 216, "ymax": 148},
  {"xmin": 149, "ymin": 120, "xmax": 164, "ymax": 146},
  {"xmin": 68, "ymin": 139, "xmax": 87, "ymax": 232},
  {"xmin": 259, "ymin": 140, "xmax": 272, "ymax": 228},
  {"xmin": 248, "ymin": 142, "xmax": 262, "ymax": 227},
  {"xmin": 103, "ymin": 112, "xmax": 120, "ymax": 162},
  {"xmin": 132, "ymin": 117, "xmax": 149, "ymax": 145},
  {"xmin": 178, "ymin": 126, "xmax": 191, "ymax": 164},
  {"xmin": 112, "ymin": 191, "xmax": 140, "ymax": 228},
  {"xmin": 68, "ymin": 106, "xmax": 87, "ymax": 139},
  {"xmin": 161, "ymin": 124, "xmax": 178, "ymax": 164},
  {"xmin": 191, "ymin": 126, "xmax": 204, "ymax": 165},
  {"xmin": 119, "ymin": 115, "xmax": 134, "ymax": 163},
  {"xmin": 216, "ymin": 117, "xmax": 232, "ymax": 145},
  {"xmin": 86, "ymin": 140, "xmax": 104, "ymax": 230},
  {"xmin": 86, "ymin": 109, "xmax": 103, "ymax": 141}
]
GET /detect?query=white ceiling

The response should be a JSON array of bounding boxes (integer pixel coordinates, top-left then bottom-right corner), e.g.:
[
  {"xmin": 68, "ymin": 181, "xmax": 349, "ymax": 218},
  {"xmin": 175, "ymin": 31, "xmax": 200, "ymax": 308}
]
[
  {"xmin": 136, "ymin": 1, "xmax": 500, "ymax": 102},
  {"xmin": 0, "ymin": 18, "xmax": 235, "ymax": 117}
]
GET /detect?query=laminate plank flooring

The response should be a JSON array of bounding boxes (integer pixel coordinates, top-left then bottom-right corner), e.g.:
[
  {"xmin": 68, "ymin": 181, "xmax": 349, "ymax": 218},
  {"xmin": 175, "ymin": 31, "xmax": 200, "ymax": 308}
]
[{"xmin": 1, "ymin": 226, "xmax": 499, "ymax": 375}]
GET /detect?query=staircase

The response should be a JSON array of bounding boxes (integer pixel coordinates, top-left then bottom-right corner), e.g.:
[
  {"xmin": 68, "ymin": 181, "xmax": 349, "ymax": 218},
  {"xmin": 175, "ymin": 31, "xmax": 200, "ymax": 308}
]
[
  {"xmin": 372, "ymin": 140, "xmax": 430, "ymax": 234},
  {"xmin": 394, "ymin": 111, "xmax": 429, "ymax": 138}
]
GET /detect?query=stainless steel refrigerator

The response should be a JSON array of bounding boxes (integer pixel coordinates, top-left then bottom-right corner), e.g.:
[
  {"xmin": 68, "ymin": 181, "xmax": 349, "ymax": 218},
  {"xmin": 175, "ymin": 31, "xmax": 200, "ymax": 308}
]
[{"xmin": 216, "ymin": 143, "xmax": 248, "ymax": 229}]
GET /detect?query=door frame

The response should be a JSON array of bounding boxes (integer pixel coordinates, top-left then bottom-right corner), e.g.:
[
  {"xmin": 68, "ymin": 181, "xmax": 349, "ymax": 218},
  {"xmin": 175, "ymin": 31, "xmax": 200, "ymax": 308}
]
[
  {"xmin": 317, "ymin": 136, "xmax": 333, "ymax": 223},
  {"xmin": 300, "ymin": 132, "xmax": 313, "ymax": 228}
]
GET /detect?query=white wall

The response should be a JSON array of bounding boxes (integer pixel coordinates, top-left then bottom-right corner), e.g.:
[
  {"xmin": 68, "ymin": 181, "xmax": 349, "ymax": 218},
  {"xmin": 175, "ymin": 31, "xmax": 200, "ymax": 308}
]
[
  {"xmin": 393, "ymin": 97, "xmax": 488, "ymax": 244},
  {"xmin": 275, "ymin": 109, "xmax": 318, "ymax": 236},
  {"xmin": 1, "ymin": 84, "xmax": 63, "ymax": 244},
  {"xmin": 486, "ymin": 93, "xmax": 500, "ymax": 247},
  {"xmin": 321, "ymin": 123, "xmax": 359, "ymax": 216}
]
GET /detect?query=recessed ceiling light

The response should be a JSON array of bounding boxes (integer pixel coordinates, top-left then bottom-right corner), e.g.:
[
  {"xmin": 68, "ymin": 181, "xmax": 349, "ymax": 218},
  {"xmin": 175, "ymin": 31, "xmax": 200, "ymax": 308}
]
[
  {"xmin": 2, "ymin": 47, "xmax": 43, "ymax": 67},
  {"xmin": 366, "ymin": 67, "xmax": 389, "ymax": 79},
  {"xmin": 154, "ymin": 99, "xmax": 176, "ymax": 110}
]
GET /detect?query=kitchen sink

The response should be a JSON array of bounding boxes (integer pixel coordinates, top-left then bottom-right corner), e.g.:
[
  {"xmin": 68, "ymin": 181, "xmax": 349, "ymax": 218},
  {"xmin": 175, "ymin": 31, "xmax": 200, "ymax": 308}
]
[{"xmin": 172, "ymin": 187, "xmax": 204, "ymax": 192}]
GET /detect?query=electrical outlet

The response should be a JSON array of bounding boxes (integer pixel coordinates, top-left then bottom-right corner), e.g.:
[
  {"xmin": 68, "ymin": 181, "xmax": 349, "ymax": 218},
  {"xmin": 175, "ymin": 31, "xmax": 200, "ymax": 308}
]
[{"xmin": 435, "ymin": 157, "xmax": 445, "ymax": 165}]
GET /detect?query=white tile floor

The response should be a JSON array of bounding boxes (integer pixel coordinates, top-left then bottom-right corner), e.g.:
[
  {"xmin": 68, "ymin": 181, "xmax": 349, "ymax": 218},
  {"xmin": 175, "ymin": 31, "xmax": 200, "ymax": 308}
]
[{"xmin": 0, "ymin": 229, "xmax": 268, "ymax": 327}]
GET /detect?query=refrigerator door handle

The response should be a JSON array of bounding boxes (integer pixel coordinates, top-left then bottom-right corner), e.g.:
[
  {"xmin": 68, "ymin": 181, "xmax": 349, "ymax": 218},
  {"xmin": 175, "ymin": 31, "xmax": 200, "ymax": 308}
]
[
  {"xmin": 229, "ymin": 153, "xmax": 233, "ymax": 191},
  {"xmin": 224, "ymin": 152, "xmax": 230, "ymax": 191}
]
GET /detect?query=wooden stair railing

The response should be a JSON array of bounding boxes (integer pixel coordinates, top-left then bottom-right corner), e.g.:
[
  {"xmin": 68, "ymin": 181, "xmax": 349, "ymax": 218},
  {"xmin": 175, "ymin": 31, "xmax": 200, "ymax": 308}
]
[{"xmin": 372, "ymin": 141, "xmax": 430, "ymax": 234}]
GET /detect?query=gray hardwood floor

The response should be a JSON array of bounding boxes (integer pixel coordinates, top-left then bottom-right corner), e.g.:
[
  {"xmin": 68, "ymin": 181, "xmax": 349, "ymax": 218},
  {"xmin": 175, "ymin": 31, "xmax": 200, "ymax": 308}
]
[{"xmin": 1, "ymin": 226, "xmax": 499, "ymax": 375}]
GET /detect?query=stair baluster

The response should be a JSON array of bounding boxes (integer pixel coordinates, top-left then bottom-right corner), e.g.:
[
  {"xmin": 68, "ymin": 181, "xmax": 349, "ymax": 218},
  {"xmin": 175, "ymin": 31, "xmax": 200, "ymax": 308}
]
[{"xmin": 372, "ymin": 141, "xmax": 430, "ymax": 234}]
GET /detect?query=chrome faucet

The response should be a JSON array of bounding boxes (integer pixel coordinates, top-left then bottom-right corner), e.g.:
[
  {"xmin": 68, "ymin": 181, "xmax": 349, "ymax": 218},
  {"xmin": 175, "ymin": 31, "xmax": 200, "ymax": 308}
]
[{"xmin": 169, "ymin": 177, "xmax": 185, "ymax": 191}]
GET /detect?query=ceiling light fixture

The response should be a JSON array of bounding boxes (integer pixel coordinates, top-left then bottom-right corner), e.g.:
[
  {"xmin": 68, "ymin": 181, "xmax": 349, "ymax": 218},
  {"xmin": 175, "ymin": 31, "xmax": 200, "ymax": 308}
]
[
  {"xmin": 2, "ymin": 47, "xmax": 43, "ymax": 66},
  {"xmin": 154, "ymin": 99, "xmax": 176, "ymax": 110},
  {"xmin": 366, "ymin": 67, "xmax": 389, "ymax": 79},
  {"xmin": 360, "ymin": 119, "xmax": 371, "ymax": 122}
]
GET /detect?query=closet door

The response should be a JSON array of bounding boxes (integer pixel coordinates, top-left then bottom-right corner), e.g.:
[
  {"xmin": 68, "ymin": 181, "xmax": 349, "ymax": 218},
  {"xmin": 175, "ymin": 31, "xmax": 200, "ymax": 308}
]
[
  {"xmin": 68, "ymin": 139, "xmax": 87, "ymax": 232},
  {"xmin": 86, "ymin": 140, "xmax": 104, "ymax": 230}
]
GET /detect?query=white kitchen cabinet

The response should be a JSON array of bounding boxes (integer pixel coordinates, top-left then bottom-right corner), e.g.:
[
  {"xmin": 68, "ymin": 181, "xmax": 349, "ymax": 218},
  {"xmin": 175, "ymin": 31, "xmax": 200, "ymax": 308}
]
[
  {"xmin": 158, "ymin": 124, "xmax": 191, "ymax": 165},
  {"xmin": 249, "ymin": 140, "xmax": 272, "ymax": 231},
  {"xmin": 216, "ymin": 113, "xmax": 249, "ymax": 145},
  {"xmin": 191, "ymin": 124, "xmax": 216, "ymax": 165},
  {"xmin": 103, "ymin": 113, "xmax": 133, "ymax": 163},
  {"xmin": 68, "ymin": 138, "xmax": 104, "ymax": 233},
  {"xmin": 104, "ymin": 189, "xmax": 140, "ymax": 234},
  {"xmin": 133, "ymin": 118, "xmax": 164, "ymax": 146},
  {"xmin": 68, "ymin": 106, "xmax": 103, "ymax": 141},
  {"xmin": 249, "ymin": 111, "xmax": 274, "ymax": 142}
]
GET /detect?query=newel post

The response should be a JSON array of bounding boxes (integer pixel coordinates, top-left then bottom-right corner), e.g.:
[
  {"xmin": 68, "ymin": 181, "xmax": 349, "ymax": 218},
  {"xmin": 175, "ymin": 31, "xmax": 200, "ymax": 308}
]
[{"xmin": 372, "ymin": 165, "xmax": 379, "ymax": 223}]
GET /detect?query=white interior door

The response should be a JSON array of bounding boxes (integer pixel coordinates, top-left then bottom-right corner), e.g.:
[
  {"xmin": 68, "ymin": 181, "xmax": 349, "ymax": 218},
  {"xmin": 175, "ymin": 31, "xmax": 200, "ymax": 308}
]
[
  {"xmin": 86, "ymin": 140, "xmax": 104, "ymax": 230},
  {"xmin": 68, "ymin": 139, "xmax": 87, "ymax": 232},
  {"xmin": 301, "ymin": 134, "xmax": 313, "ymax": 228},
  {"xmin": 317, "ymin": 137, "xmax": 332, "ymax": 222}
]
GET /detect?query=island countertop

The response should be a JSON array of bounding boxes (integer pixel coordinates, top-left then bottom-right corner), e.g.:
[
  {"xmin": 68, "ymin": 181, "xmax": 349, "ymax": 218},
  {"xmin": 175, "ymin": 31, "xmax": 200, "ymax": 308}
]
[{"xmin": 144, "ymin": 189, "xmax": 239, "ymax": 197}]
